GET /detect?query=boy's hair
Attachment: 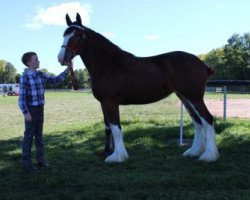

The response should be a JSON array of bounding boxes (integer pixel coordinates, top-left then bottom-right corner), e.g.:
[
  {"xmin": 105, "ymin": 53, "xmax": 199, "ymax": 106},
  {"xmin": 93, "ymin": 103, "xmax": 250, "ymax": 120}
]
[{"xmin": 21, "ymin": 52, "xmax": 37, "ymax": 67}]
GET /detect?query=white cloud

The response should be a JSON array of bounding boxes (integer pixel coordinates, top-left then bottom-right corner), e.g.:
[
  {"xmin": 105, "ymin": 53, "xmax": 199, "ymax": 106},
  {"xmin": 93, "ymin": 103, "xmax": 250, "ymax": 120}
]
[
  {"xmin": 25, "ymin": 2, "xmax": 92, "ymax": 30},
  {"xmin": 144, "ymin": 34, "xmax": 161, "ymax": 41}
]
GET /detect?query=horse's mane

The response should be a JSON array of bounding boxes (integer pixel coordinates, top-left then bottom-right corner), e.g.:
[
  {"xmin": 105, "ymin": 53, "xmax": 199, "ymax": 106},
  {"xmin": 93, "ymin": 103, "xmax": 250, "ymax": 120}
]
[{"xmin": 85, "ymin": 27, "xmax": 135, "ymax": 59}]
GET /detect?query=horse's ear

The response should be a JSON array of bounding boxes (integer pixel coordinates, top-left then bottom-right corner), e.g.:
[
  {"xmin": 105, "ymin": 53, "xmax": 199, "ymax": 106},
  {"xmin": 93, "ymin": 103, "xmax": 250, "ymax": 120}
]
[
  {"xmin": 66, "ymin": 14, "xmax": 72, "ymax": 26},
  {"xmin": 76, "ymin": 13, "xmax": 82, "ymax": 25}
]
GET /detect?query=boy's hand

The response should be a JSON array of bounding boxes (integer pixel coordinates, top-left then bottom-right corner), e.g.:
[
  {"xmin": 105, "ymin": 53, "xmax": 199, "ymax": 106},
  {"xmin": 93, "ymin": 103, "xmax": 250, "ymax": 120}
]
[
  {"xmin": 67, "ymin": 61, "xmax": 73, "ymax": 70},
  {"xmin": 25, "ymin": 113, "xmax": 32, "ymax": 122},
  {"xmin": 67, "ymin": 61, "xmax": 78, "ymax": 90}
]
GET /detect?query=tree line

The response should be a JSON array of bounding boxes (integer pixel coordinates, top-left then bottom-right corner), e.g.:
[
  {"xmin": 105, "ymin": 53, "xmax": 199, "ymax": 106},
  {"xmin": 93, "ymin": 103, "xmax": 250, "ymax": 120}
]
[
  {"xmin": 199, "ymin": 33, "xmax": 250, "ymax": 80},
  {"xmin": 0, "ymin": 33, "xmax": 249, "ymax": 88},
  {"xmin": 39, "ymin": 68, "xmax": 91, "ymax": 89},
  {"xmin": 0, "ymin": 61, "xmax": 91, "ymax": 89}
]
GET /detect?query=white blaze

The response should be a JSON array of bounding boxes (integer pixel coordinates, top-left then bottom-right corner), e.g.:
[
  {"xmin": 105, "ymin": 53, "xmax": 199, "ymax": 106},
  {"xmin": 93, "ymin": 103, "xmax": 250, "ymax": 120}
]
[{"xmin": 58, "ymin": 31, "xmax": 75, "ymax": 63}]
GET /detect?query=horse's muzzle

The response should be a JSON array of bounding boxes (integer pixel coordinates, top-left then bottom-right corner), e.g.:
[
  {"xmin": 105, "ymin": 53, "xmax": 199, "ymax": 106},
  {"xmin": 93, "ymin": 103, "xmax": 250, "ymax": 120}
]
[{"xmin": 58, "ymin": 58, "xmax": 68, "ymax": 66}]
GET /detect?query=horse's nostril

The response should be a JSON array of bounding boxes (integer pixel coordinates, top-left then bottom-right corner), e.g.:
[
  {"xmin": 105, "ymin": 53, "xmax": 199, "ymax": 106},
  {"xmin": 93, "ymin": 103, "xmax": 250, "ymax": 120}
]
[
  {"xmin": 58, "ymin": 58, "xmax": 63, "ymax": 64},
  {"xmin": 58, "ymin": 60, "xmax": 66, "ymax": 66},
  {"xmin": 62, "ymin": 61, "xmax": 68, "ymax": 66}
]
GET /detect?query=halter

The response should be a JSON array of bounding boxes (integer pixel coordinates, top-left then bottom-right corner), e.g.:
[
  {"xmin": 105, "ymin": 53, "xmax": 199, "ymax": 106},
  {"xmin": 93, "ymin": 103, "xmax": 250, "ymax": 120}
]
[
  {"xmin": 61, "ymin": 44, "xmax": 79, "ymax": 55},
  {"xmin": 61, "ymin": 25, "xmax": 85, "ymax": 55},
  {"xmin": 61, "ymin": 38, "xmax": 84, "ymax": 55}
]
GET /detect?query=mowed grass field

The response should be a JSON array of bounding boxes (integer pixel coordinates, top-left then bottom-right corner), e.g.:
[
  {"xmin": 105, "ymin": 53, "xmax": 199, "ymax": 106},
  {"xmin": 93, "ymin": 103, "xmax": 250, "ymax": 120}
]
[{"xmin": 0, "ymin": 92, "xmax": 250, "ymax": 200}]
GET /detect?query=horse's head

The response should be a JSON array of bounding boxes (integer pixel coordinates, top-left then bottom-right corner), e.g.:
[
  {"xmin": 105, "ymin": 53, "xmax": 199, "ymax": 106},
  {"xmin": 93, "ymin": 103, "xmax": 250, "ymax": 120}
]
[{"xmin": 58, "ymin": 13, "xmax": 86, "ymax": 65}]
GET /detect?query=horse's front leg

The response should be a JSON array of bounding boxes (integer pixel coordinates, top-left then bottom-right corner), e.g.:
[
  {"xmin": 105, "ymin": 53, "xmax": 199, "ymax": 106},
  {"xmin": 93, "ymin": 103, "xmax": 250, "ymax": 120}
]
[
  {"xmin": 100, "ymin": 103, "xmax": 114, "ymax": 157},
  {"xmin": 103, "ymin": 124, "xmax": 115, "ymax": 157},
  {"xmin": 102, "ymin": 101, "xmax": 128, "ymax": 163},
  {"xmin": 105, "ymin": 124, "xmax": 129, "ymax": 163}
]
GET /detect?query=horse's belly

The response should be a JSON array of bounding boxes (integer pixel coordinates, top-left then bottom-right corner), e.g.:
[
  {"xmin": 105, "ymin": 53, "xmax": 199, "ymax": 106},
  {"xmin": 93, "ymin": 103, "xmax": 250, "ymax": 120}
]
[{"xmin": 120, "ymin": 90, "xmax": 172, "ymax": 105}]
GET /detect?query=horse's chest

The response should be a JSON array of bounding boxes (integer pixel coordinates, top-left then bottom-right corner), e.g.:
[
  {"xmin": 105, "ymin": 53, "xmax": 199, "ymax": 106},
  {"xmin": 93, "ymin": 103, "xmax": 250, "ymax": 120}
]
[{"xmin": 91, "ymin": 87, "xmax": 102, "ymax": 102}]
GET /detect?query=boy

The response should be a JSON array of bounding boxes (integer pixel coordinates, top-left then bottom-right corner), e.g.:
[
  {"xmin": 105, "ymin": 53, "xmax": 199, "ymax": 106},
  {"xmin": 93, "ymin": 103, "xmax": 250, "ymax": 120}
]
[{"xmin": 18, "ymin": 52, "xmax": 71, "ymax": 173}]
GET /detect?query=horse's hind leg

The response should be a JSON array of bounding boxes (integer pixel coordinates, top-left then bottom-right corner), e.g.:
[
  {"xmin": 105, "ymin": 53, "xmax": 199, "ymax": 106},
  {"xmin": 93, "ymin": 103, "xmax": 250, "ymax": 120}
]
[
  {"xmin": 184, "ymin": 118, "xmax": 205, "ymax": 157},
  {"xmin": 177, "ymin": 94, "xmax": 219, "ymax": 161},
  {"xmin": 193, "ymin": 101, "xmax": 219, "ymax": 162},
  {"xmin": 187, "ymin": 99, "xmax": 219, "ymax": 162},
  {"xmin": 177, "ymin": 95, "xmax": 205, "ymax": 157},
  {"xmin": 101, "ymin": 101, "xmax": 128, "ymax": 163}
]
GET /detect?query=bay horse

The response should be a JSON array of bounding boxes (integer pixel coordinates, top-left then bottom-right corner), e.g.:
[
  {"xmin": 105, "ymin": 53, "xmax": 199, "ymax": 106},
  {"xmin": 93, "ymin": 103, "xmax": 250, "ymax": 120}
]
[{"xmin": 58, "ymin": 13, "xmax": 219, "ymax": 163}]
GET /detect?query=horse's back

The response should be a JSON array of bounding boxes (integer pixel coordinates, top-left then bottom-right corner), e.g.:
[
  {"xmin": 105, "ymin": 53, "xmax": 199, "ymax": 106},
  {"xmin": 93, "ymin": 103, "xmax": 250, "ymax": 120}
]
[
  {"xmin": 136, "ymin": 51, "xmax": 209, "ymax": 100},
  {"xmin": 93, "ymin": 50, "xmax": 209, "ymax": 104}
]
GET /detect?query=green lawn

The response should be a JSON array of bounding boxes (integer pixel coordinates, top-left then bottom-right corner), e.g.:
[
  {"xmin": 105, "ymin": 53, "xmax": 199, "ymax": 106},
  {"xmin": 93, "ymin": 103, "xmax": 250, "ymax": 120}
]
[{"xmin": 0, "ymin": 92, "xmax": 250, "ymax": 200}]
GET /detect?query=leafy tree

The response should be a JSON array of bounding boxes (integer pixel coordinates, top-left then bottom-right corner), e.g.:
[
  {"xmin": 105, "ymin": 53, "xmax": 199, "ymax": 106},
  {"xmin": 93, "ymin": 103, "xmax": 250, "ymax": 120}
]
[
  {"xmin": 40, "ymin": 68, "xmax": 49, "ymax": 74},
  {"xmin": 83, "ymin": 68, "xmax": 91, "ymax": 88},
  {"xmin": 0, "ymin": 60, "xmax": 17, "ymax": 83},
  {"xmin": 40, "ymin": 68, "xmax": 91, "ymax": 89},
  {"xmin": 200, "ymin": 33, "xmax": 250, "ymax": 80},
  {"xmin": 75, "ymin": 68, "xmax": 90, "ymax": 88},
  {"xmin": 0, "ymin": 61, "xmax": 4, "ymax": 82},
  {"xmin": 15, "ymin": 74, "xmax": 20, "ymax": 84},
  {"xmin": 60, "ymin": 73, "xmax": 71, "ymax": 89},
  {"xmin": 199, "ymin": 48, "xmax": 226, "ymax": 80},
  {"xmin": 39, "ymin": 68, "xmax": 67, "ymax": 89},
  {"xmin": 76, "ymin": 69, "xmax": 85, "ymax": 88},
  {"xmin": 223, "ymin": 33, "xmax": 250, "ymax": 79}
]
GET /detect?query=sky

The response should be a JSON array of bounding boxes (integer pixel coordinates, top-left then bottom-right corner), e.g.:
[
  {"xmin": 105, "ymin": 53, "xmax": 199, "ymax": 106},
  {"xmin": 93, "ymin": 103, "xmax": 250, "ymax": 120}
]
[{"xmin": 1, "ymin": 0, "xmax": 250, "ymax": 74}]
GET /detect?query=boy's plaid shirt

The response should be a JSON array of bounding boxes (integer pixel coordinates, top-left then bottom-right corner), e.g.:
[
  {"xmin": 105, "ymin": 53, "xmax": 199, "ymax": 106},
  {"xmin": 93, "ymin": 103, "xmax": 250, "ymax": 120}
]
[{"xmin": 18, "ymin": 68, "xmax": 69, "ymax": 115}]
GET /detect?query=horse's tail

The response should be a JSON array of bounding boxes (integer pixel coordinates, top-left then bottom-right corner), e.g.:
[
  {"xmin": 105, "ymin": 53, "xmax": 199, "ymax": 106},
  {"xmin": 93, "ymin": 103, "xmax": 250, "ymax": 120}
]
[{"xmin": 206, "ymin": 66, "xmax": 214, "ymax": 77}]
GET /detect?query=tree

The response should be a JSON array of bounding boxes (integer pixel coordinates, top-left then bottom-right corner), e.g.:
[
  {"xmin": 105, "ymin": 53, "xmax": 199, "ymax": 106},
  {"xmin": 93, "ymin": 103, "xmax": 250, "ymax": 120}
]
[
  {"xmin": 75, "ymin": 68, "xmax": 90, "ymax": 88},
  {"xmin": 61, "ymin": 73, "xmax": 71, "ymax": 89},
  {"xmin": 200, "ymin": 33, "xmax": 250, "ymax": 80},
  {"xmin": 223, "ymin": 33, "xmax": 250, "ymax": 79},
  {"xmin": 83, "ymin": 68, "xmax": 91, "ymax": 88},
  {"xmin": 0, "ymin": 60, "xmax": 4, "ymax": 82},
  {"xmin": 15, "ymin": 74, "xmax": 20, "ymax": 84},
  {"xmin": 0, "ymin": 60, "xmax": 17, "ymax": 83},
  {"xmin": 39, "ymin": 68, "xmax": 70, "ymax": 89},
  {"xmin": 199, "ymin": 48, "xmax": 226, "ymax": 80}
]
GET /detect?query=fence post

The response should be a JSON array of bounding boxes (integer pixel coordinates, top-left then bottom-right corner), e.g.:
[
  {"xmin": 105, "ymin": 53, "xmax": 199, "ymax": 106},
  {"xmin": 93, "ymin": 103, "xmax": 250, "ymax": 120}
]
[{"xmin": 223, "ymin": 85, "xmax": 227, "ymax": 120}]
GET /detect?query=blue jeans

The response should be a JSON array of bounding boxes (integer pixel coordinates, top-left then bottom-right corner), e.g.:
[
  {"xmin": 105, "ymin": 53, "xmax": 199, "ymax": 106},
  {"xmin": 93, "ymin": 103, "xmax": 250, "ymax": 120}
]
[{"xmin": 22, "ymin": 106, "xmax": 44, "ymax": 166}]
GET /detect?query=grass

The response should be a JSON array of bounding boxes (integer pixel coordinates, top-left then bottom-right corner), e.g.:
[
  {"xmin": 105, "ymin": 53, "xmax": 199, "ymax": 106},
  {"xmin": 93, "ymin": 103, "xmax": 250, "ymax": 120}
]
[{"xmin": 0, "ymin": 92, "xmax": 250, "ymax": 200}]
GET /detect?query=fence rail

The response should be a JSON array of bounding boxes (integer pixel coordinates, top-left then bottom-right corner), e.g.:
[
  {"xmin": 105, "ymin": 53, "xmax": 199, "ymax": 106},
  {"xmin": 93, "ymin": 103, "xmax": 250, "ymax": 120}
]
[{"xmin": 207, "ymin": 80, "xmax": 250, "ymax": 86}]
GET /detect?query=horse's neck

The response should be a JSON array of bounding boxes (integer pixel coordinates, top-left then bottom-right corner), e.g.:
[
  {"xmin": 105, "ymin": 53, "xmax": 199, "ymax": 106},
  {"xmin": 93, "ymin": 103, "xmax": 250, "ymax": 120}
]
[{"xmin": 81, "ymin": 29, "xmax": 127, "ymax": 76}]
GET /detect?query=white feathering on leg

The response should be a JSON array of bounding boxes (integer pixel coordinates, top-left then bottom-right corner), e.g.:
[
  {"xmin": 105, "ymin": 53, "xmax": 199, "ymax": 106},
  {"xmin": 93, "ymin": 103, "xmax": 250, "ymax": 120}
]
[
  {"xmin": 183, "ymin": 119, "xmax": 205, "ymax": 157},
  {"xmin": 105, "ymin": 124, "xmax": 128, "ymax": 163},
  {"xmin": 198, "ymin": 119, "xmax": 219, "ymax": 162}
]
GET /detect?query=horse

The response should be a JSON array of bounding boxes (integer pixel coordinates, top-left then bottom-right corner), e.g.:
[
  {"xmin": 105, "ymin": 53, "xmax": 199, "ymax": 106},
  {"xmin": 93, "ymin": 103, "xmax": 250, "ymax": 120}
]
[{"xmin": 58, "ymin": 13, "xmax": 219, "ymax": 163}]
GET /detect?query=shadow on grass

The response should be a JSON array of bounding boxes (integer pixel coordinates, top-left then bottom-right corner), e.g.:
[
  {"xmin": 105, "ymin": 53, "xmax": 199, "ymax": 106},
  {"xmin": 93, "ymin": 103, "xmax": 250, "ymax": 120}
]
[
  {"xmin": 0, "ymin": 119, "xmax": 247, "ymax": 169},
  {"xmin": 0, "ymin": 119, "xmax": 250, "ymax": 199},
  {"xmin": 214, "ymin": 118, "xmax": 235, "ymax": 135}
]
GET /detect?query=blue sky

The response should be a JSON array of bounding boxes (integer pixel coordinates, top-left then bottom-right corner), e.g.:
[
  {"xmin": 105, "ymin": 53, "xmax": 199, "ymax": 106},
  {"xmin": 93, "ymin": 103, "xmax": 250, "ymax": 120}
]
[{"xmin": 1, "ymin": 0, "xmax": 250, "ymax": 74}]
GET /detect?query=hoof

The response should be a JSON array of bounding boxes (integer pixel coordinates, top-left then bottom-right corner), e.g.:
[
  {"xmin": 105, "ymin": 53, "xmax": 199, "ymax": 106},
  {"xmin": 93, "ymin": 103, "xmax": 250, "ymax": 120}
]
[
  {"xmin": 198, "ymin": 150, "xmax": 219, "ymax": 162},
  {"xmin": 183, "ymin": 147, "xmax": 204, "ymax": 157},
  {"xmin": 105, "ymin": 151, "xmax": 128, "ymax": 163}
]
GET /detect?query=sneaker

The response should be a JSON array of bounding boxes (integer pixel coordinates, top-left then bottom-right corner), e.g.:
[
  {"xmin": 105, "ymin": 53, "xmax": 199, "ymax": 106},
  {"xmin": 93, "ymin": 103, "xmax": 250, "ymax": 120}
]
[
  {"xmin": 22, "ymin": 164, "xmax": 37, "ymax": 173},
  {"xmin": 37, "ymin": 161, "xmax": 50, "ymax": 168}
]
